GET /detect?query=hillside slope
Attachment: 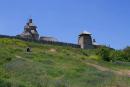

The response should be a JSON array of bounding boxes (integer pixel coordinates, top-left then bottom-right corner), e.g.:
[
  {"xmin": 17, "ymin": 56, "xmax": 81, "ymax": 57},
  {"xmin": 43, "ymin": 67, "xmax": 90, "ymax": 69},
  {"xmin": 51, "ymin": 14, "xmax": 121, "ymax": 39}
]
[{"xmin": 0, "ymin": 38, "xmax": 130, "ymax": 87}]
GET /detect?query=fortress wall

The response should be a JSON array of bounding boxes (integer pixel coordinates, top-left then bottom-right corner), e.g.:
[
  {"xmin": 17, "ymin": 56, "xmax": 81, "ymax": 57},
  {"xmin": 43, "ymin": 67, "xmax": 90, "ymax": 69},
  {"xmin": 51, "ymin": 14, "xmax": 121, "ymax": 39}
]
[
  {"xmin": 39, "ymin": 40, "xmax": 80, "ymax": 48},
  {"xmin": 0, "ymin": 35, "xmax": 80, "ymax": 48}
]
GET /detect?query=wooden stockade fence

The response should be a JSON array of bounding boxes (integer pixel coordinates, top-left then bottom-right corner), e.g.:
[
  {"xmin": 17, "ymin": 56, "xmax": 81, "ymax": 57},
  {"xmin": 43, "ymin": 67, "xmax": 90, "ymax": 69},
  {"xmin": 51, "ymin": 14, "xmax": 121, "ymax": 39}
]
[{"xmin": 0, "ymin": 35, "xmax": 81, "ymax": 48}]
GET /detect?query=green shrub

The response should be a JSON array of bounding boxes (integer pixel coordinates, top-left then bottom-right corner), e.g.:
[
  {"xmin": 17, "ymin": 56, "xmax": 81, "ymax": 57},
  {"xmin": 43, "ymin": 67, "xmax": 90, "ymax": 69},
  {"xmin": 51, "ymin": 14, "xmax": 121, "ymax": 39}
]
[
  {"xmin": 96, "ymin": 46, "xmax": 130, "ymax": 62},
  {"xmin": 123, "ymin": 46, "xmax": 130, "ymax": 61},
  {"xmin": 96, "ymin": 47, "xmax": 112, "ymax": 62},
  {"xmin": 109, "ymin": 50, "xmax": 127, "ymax": 62}
]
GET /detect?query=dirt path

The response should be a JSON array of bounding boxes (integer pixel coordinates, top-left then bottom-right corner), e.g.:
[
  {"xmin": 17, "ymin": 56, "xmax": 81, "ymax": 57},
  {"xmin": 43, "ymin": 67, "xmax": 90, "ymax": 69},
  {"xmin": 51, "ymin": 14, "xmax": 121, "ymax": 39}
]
[
  {"xmin": 16, "ymin": 55, "xmax": 130, "ymax": 77},
  {"xmin": 85, "ymin": 62, "xmax": 130, "ymax": 77}
]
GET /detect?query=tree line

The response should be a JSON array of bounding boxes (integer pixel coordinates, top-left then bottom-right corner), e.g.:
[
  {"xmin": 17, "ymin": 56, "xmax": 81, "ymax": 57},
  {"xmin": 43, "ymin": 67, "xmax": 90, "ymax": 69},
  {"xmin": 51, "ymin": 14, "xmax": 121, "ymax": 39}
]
[{"xmin": 96, "ymin": 46, "xmax": 130, "ymax": 62}]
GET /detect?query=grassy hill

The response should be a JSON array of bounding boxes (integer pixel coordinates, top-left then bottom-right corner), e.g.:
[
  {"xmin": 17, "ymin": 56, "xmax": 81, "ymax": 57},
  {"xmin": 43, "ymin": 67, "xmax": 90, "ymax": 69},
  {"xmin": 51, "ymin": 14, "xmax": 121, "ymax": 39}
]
[{"xmin": 0, "ymin": 38, "xmax": 130, "ymax": 87}]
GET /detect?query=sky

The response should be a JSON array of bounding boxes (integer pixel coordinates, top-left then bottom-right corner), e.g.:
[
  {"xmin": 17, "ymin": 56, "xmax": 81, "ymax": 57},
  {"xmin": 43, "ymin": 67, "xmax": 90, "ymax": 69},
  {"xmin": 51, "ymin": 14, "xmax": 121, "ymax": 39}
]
[{"xmin": 0, "ymin": 0, "xmax": 130, "ymax": 49}]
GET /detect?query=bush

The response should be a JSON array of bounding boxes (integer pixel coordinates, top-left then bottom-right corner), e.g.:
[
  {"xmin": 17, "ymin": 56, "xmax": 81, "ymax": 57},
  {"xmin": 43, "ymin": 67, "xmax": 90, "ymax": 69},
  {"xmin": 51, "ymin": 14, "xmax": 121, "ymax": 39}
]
[
  {"xmin": 123, "ymin": 46, "xmax": 130, "ymax": 61},
  {"xmin": 96, "ymin": 47, "xmax": 112, "ymax": 62},
  {"xmin": 109, "ymin": 50, "xmax": 127, "ymax": 62},
  {"xmin": 96, "ymin": 46, "xmax": 130, "ymax": 62}
]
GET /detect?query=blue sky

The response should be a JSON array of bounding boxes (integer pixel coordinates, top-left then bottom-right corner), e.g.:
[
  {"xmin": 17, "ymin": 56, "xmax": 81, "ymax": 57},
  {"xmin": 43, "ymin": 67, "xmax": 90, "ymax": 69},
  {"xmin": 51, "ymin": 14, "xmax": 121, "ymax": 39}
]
[{"xmin": 0, "ymin": 0, "xmax": 130, "ymax": 49}]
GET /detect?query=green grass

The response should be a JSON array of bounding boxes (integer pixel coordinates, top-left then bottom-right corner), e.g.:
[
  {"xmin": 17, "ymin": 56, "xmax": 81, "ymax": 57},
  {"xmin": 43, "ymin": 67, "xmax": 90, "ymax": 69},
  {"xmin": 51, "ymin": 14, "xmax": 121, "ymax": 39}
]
[{"xmin": 0, "ymin": 38, "xmax": 130, "ymax": 87}]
